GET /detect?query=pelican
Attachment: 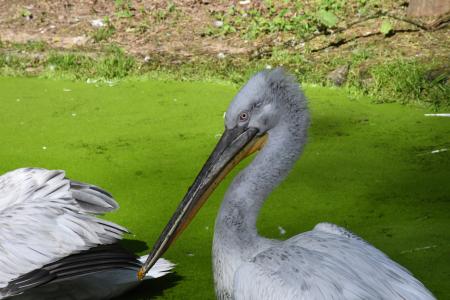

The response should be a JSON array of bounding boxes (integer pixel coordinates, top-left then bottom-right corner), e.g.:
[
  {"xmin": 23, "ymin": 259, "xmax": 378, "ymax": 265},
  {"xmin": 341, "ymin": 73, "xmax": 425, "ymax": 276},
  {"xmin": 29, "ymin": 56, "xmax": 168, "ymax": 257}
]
[
  {"xmin": 0, "ymin": 168, "xmax": 173, "ymax": 300},
  {"xmin": 139, "ymin": 69, "xmax": 435, "ymax": 299}
]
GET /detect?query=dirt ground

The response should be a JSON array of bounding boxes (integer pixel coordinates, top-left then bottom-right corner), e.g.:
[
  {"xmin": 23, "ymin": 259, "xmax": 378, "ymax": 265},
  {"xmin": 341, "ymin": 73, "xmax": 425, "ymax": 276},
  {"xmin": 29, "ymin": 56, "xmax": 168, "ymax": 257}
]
[
  {"xmin": 0, "ymin": 0, "xmax": 448, "ymax": 62},
  {"xmin": 0, "ymin": 0, "xmax": 250, "ymax": 57}
]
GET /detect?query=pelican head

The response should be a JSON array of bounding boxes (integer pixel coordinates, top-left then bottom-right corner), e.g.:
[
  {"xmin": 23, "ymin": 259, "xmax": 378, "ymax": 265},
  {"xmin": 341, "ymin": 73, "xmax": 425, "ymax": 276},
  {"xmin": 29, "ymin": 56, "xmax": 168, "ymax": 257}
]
[{"xmin": 139, "ymin": 68, "xmax": 308, "ymax": 279}]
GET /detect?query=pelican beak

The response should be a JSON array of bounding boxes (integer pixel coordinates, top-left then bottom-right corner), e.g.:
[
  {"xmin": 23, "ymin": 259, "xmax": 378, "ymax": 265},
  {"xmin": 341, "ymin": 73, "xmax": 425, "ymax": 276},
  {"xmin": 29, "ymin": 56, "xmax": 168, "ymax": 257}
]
[{"xmin": 138, "ymin": 126, "xmax": 268, "ymax": 279}]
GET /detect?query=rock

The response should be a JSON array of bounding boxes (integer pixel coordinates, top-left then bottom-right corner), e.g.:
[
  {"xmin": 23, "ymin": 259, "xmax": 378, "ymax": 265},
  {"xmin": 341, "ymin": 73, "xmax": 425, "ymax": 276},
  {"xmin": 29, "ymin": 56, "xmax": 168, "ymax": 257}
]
[
  {"xmin": 327, "ymin": 65, "xmax": 349, "ymax": 86},
  {"xmin": 213, "ymin": 20, "xmax": 223, "ymax": 28},
  {"xmin": 91, "ymin": 19, "xmax": 105, "ymax": 28},
  {"xmin": 357, "ymin": 62, "xmax": 371, "ymax": 79},
  {"xmin": 25, "ymin": 66, "xmax": 43, "ymax": 74},
  {"xmin": 70, "ymin": 36, "xmax": 89, "ymax": 46},
  {"xmin": 407, "ymin": 0, "xmax": 450, "ymax": 17},
  {"xmin": 31, "ymin": 53, "xmax": 45, "ymax": 64},
  {"xmin": 424, "ymin": 65, "xmax": 449, "ymax": 84}
]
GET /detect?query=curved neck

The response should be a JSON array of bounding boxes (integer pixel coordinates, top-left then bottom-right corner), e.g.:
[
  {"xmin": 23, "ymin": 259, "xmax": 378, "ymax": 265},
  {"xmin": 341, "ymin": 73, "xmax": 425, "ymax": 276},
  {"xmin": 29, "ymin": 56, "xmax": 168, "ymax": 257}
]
[{"xmin": 214, "ymin": 110, "xmax": 308, "ymax": 255}]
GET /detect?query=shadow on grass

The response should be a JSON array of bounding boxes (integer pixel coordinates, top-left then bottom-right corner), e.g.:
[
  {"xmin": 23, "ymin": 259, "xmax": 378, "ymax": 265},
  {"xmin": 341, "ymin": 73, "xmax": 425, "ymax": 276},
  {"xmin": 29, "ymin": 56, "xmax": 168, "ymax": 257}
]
[
  {"xmin": 113, "ymin": 239, "xmax": 183, "ymax": 299},
  {"xmin": 114, "ymin": 273, "xmax": 184, "ymax": 300},
  {"xmin": 120, "ymin": 239, "xmax": 149, "ymax": 253}
]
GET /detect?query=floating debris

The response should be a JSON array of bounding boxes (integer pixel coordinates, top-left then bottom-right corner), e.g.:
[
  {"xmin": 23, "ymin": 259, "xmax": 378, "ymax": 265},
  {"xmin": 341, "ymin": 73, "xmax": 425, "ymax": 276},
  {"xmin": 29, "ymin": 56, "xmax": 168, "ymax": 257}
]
[
  {"xmin": 400, "ymin": 245, "xmax": 437, "ymax": 254},
  {"xmin": 42, "ymin": 146, "xmax": 47, "ymax": 150},
  {"xmin": 418, "ymin": 148, "xmax": 449, "ymax": 156},
  {"xmin": 106, "ymin": 79, "xmax": 117, "ymax": 87},
  {"xmin": 424, "ymin": 113, "xmax": 450, "ymax": 117},
  {"xmin": 278, "ymin": 226, "xmax": 286, "ymax": 236},
  {"xmin": 16, "ymin": 98, "xmax": 20, "ymax": 102},
  {"xmin": 86, "ymin": 78, "xmax": 98, "ymax": 84},
  {"xmin": 63, "ymin": 88, "xmax": 71, "ymax": 92},
  {"xmin": 431, "ymin": 148, "xmax": 448, "ymax": 154},
  {"xmin": 71, "ymin": 113, "xmax": 77, "ymax": 117},
  {"xmin": 215, "ymin": 133, "xmax": 222, "ymax": 139},
  {"xmin": 186, "ymin": 252, "xmax": 195, "ymax": 257}
]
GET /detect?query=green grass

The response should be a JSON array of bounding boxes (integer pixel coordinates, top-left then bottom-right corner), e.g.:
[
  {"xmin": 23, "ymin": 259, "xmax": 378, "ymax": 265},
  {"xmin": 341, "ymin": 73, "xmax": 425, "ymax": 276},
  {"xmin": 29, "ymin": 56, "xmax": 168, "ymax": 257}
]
[
  {"xmin": 1, "ymin": 44, "xmax": 447, "ymax": 109},
  {"xmin": 364, "ymin": 60, "xmax": 450, "ymax": 108},
  {"xmin": 206, "ymin": 0, "xmax": 380, "ymax": 39},
  {"xmin": 0, "ymin": 77, "xmax": 449, "ymax": 299},
  {"xmin": 91, "ymin": 18, "xmax": 116, "ymax": 43}
]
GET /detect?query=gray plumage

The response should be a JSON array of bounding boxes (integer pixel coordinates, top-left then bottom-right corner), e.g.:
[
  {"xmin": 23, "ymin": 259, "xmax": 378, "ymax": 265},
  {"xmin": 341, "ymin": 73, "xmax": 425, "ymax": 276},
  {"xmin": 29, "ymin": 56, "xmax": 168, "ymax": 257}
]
[
  {"xmin": 0, "ymin": 168, "xmax": 173, "ymax": 300},
  {"xmin": 212, "ymin": 69, "xmax": 435, "ymax": 299}
]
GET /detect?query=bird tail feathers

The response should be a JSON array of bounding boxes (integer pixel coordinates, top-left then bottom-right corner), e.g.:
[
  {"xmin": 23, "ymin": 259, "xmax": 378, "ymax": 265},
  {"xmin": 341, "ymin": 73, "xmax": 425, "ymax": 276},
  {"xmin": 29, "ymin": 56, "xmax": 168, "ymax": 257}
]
[{"xmin": 138, "ymin": 256, "xmax": 175, "ymax": 279}]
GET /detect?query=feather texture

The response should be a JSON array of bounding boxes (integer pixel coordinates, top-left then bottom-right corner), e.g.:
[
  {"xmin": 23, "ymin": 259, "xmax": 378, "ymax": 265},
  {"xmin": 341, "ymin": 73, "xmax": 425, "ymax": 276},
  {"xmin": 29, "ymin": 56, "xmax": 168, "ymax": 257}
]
[
  {"xmin": 0, "ymin": 168, "xmax": 173, "ymax": 299},
  {"xmin": 233, "ymin": 224, "xmax": 435, "ymax": 300}
]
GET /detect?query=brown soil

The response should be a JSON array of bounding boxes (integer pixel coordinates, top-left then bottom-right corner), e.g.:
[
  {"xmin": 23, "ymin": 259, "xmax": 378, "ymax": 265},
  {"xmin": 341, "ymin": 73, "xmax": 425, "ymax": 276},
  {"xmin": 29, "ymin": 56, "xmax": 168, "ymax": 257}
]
[{"xmin": 0, "ymin": 0, "xmax": 448, "ymax": 63}]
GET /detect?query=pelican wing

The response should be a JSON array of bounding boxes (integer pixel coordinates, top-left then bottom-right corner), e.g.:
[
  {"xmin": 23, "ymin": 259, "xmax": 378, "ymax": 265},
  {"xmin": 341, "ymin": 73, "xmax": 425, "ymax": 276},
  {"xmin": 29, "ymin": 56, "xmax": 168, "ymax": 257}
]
[
  {"xmin": 2, "ymin": 244, "xmax": 139, "ymax": 297},
  {"xmin": 0, "ymin": 168, "xmax": 128, "ymax": 291},
  {"xmin": 233, "ymin": 224, "xmax": 435, "ymax": 300},
  {"xmin": 2, "ymin": 244, "xmax": 174, "ymax": 300}
]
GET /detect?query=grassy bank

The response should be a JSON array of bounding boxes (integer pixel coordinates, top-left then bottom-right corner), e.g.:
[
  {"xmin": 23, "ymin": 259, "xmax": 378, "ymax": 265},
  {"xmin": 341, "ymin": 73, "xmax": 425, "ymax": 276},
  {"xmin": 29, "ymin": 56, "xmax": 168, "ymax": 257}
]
[{"xmin": 1, "ymin": 42, "xmax": 448, "ymax": 110}]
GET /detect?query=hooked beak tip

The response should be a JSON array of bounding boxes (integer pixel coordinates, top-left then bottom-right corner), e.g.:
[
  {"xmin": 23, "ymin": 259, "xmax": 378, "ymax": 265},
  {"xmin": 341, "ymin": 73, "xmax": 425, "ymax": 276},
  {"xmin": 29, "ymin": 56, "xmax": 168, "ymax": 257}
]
[{"xmin": 137, "ymin": 267, "xmax": 146, "ymax": 281}]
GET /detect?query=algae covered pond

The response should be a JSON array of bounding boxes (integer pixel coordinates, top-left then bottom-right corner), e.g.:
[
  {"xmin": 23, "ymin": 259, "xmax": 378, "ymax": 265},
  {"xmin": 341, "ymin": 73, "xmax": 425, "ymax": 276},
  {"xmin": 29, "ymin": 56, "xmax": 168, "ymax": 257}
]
[{"xmin": 0, "ymin": 77, "xmax": 449, "ymax": 299}]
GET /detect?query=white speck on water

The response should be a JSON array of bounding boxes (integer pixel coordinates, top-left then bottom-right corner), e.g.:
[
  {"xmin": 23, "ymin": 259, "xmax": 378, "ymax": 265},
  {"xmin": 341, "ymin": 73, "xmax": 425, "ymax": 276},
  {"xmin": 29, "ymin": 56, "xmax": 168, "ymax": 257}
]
[
  {"xmin": 42, "ymin": 146, "xmax": 47, "ymax": 150},
  {"xmin": 63, "ymin": 88, "xmax": 71, "ymax": 92},
  {"xmin": 418, "ymin": 148, "xmax": 449, "ymax": 156},
  {"xmin": 186, "ymin": 252, "xmax": 195, "ymax": 257},
  {"xmin": 91, "ymin": 19, "xmax": 105, "ymax": 28},
  {"xmin": 16, "ymin": 98, "xmax": 20, "ymax": 102},
  {"xmin": 278, "ymin": 226, "xmax": 286, "ymax": 235},
  {"xmin": 173, "ymin": 98, "xmax": 177, "ymax": 102},
  {"xmin": 106, "ymin": 79, "xmax": 117, "ymax": 87},
  {"xmin": 424, "ymin": 113, "xmax": 450, "ymax": 117},
  {"xmin": 71, "ymin": 113, "xmax": 77, "ymax": 117},
  {"xmin": 217, "ymin": 52, "xmax": 226, "ymax": 59},
  {"xmin": 400, "ymin": 245, "xmax": 437, "ymax": 254},
  {"xmin": 215, "ymin": 133, "xmax": 222, "ymax": 139},
  {"xmin": 431, "ymin": 148, "xmax": 448, "ymax": 154},
  {"xmin": 86, "ymin": 78, "xmax": 98, "ymax": 84}
]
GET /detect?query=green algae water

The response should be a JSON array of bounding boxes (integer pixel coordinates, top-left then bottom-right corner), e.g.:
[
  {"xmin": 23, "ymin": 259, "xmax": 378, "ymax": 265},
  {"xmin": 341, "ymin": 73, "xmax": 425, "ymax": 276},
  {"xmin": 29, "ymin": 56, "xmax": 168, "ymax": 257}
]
[{"xmin": 0, "ymin": 77, "xmax": 449, "ymax": 299}]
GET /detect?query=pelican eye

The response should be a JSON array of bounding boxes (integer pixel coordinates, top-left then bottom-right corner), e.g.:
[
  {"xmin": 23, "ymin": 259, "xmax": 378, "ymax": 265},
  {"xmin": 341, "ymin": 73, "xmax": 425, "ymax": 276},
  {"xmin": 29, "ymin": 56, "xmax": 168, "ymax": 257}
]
[{"xmin": 239, "ymin": 111, "xmax": 249, "ymax": 122}]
